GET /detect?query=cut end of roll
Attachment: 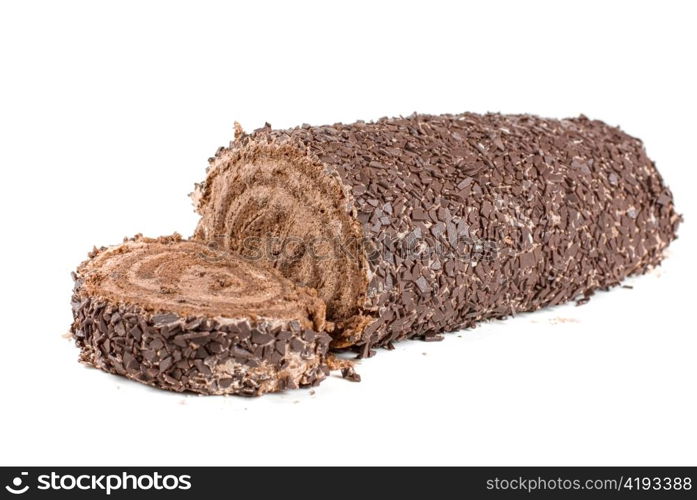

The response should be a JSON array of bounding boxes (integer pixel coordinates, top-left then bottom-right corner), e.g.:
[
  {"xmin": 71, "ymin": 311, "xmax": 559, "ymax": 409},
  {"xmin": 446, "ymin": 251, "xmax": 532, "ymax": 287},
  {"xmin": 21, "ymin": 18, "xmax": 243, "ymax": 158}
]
[
  {"xmin": 194, "ymin": 138, "xmax": 374, "ymax": 347},
  {"xmin": 70, "ymin": 235, "xmax": 333, "ymax": 395}
]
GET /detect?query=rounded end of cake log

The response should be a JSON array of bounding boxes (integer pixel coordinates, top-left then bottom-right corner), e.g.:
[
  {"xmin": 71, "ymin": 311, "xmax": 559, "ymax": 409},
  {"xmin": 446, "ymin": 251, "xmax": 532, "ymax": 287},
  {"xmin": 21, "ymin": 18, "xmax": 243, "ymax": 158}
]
[
  {"xmin": 70, "ymin": 234, "xmax": 331, "ymax": 395},
  {"xmin": 193, "ymin": 138, "xmax": 375, "ymax": 346}
]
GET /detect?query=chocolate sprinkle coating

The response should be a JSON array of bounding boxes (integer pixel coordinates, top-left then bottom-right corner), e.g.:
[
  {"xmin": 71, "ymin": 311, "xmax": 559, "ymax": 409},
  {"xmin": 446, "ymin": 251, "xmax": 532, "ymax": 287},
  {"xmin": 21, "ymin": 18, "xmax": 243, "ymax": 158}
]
[
  {"xmin": 70, "ymin": 235, "xmax": 331, "ymax": 395},
  {"xmin": 194, "ymin": 112, "xmax": 681, "ymax": 352}
]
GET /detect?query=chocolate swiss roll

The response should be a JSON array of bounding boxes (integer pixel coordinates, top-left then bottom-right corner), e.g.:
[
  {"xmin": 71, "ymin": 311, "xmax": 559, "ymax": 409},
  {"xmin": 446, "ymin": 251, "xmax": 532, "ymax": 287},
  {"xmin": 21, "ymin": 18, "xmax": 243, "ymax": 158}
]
[
  {"xmin": 193, "ymin": 113, "xmax": 680, "ymax": 354},
  {"xmin": 70, "ymin": 234, "xmax": 331, "ymax": 395}
]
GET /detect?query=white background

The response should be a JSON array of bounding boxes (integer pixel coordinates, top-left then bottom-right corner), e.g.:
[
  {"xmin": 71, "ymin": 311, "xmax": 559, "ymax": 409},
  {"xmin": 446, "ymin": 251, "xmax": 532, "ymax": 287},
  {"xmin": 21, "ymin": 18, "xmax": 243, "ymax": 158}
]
[{"xmin": 1, "ymin": 1, "xmax": 695, "ymax": 466}]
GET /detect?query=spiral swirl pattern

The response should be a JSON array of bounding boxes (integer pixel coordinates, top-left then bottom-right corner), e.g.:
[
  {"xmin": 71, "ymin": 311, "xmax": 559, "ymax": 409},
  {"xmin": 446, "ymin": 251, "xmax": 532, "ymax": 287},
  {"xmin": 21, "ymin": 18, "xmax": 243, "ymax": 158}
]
[
  {"xmin": 78, "ymin": 234, "xmax": 325, "ymax": 327},
  {"xmin": 194, "ymin": 145, "xmax": 369, "ymax": 324}
]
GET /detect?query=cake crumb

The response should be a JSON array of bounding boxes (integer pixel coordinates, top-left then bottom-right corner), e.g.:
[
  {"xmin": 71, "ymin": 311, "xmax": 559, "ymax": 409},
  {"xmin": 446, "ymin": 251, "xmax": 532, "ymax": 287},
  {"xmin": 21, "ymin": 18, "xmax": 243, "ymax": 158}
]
[
  {"xmin": 326, "ymin": 354, "xmax": 361, "ymax": 382},
  {"xmin": 549, "ymin": 317, "xmax": 580, "ymax": 325}
]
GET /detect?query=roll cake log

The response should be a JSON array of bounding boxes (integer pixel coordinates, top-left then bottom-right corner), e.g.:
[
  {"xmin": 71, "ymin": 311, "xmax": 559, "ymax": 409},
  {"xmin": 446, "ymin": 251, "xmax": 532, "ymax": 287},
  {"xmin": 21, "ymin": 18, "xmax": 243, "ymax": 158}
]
[
  {"xmin": 70, "ymin": 234, "xmax": 333, "ymax": 395},
  {"xmin": 194, "ymin": 113, "xmax": 680, "ymax": 354}
]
